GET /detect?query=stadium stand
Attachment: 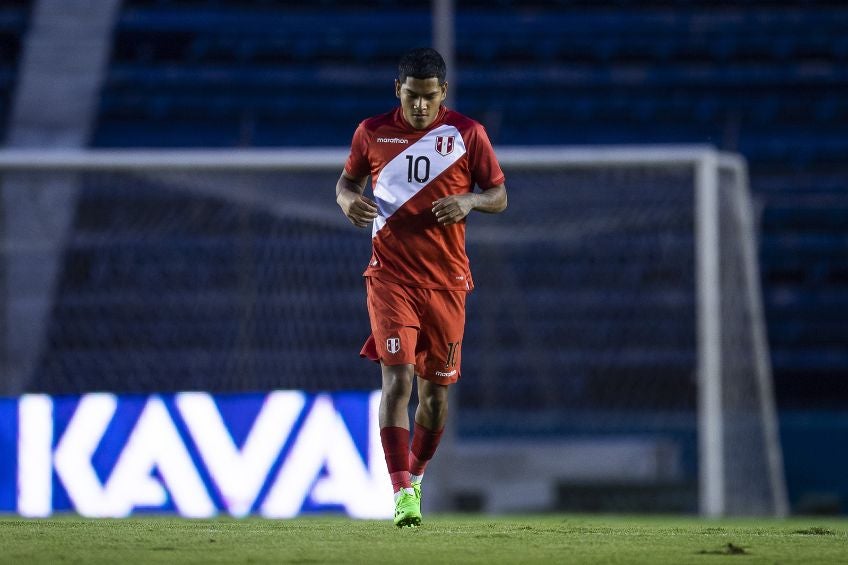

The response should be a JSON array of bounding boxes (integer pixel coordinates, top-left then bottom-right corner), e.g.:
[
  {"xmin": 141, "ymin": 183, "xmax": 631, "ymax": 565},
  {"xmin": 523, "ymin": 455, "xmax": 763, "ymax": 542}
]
[
  {"xmin": 83, "ymin": 1, "xmax": 848, "ymax": 411},
  {"xmin": 0, "ymin": 0, "xmax": 30, "ymax": 142}
]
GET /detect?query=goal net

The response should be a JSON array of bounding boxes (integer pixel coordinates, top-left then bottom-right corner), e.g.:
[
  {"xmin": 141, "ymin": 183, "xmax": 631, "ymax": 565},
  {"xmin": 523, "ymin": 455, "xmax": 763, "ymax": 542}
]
[{"xmin": 0, "ymin": 147, "xmax": 787, "ymax": 516}]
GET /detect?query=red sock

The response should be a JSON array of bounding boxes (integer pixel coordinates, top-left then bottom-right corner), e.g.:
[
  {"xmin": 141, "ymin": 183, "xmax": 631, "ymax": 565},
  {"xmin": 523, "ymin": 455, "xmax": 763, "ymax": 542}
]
[
  {"xmin": 408, "ymin": 422, "xmax": 444, "ymax": 476},
  {"xmin": 380, "ymin": 426, "xmax": 411, "ymax": 492}
]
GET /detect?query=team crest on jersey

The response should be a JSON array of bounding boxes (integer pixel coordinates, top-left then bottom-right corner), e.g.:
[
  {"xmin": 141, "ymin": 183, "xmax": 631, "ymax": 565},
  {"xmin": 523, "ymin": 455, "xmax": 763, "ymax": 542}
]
[
  {"xmin": 435, "ymin": 135, "xmax": 455, "ymax": 156},
  {"xmin": 386, "ymin": 337, "xmax": 401, "ymax": 354}
]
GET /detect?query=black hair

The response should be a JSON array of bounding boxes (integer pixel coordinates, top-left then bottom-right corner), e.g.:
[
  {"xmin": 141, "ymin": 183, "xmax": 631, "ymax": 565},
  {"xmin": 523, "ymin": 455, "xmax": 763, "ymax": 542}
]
[{"xmin": 398, "ymin": 47, "xmax": 447, "ymax": 84}]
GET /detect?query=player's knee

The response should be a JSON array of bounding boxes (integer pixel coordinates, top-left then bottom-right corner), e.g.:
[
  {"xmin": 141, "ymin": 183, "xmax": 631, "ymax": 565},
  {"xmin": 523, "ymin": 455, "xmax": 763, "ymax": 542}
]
[
  {"xmin": 420, "ymin": 388, "xmax": 448, "ymax": 420},
  {"xmin": 383, "ymin": 382, "xmax": 412, "ymax": 405},
  {"xmin": 381, "ymin": 365, "xmax": 414, "ymax": 400}
]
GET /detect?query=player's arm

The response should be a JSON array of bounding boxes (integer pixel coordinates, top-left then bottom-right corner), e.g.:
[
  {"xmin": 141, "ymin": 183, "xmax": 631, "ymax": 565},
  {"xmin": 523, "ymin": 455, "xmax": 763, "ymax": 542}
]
[
  {"xmin": 336, "ymin": 171, "xmax": 378, "ymax": 228},
  {"xmin": 432, "ymin": 183, "xmax": 507, "ymax": 226}
]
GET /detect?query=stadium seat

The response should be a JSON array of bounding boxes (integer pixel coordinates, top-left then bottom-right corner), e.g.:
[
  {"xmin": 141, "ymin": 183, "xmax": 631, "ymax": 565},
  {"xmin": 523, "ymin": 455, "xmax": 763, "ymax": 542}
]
[{"xmin": 0, "ymin": 1, "xmax": 30, "ymax": 142}]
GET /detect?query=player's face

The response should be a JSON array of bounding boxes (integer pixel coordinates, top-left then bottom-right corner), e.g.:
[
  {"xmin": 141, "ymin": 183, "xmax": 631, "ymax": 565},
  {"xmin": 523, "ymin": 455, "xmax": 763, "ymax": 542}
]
[{"xmin": 395, "ymin": 77, "xmax": 447, "ymax": 130}]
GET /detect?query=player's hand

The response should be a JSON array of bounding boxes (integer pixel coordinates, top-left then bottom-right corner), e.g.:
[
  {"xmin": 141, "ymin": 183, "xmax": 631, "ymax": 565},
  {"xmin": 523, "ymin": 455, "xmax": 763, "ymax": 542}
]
[
  {"xmin": 432, "ymin": 194, "xmax": 476, "ymax": 225},
  {"xmin": 338, "ymin": 189, "xmax": 378, "ymax": 228}
]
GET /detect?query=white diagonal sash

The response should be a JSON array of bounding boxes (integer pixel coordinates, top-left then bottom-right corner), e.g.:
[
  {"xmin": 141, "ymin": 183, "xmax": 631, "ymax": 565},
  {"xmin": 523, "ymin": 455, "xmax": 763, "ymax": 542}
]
[{"xmin": 372, "ymin": 124, "xmax": 466, "ymax": 237}]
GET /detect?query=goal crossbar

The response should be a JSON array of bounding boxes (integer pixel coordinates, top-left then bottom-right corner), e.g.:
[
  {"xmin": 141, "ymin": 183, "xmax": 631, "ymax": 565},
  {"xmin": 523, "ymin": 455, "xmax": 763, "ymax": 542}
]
[{"xmin": 0, "ymin": 145, "xmax": 739, "ymax": 171}]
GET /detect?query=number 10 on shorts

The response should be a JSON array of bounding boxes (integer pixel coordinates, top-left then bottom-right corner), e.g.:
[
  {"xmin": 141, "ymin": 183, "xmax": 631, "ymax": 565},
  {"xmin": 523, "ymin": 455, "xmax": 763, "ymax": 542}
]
[{"xmin": 445, "ymin": 341, "xmax": 460, "ymax": 368}]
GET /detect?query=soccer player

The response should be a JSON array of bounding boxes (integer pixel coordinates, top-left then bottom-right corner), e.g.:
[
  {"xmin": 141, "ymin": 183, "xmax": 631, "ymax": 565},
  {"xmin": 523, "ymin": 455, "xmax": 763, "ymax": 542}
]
[{"xmin": 336, "ymin": 47, "xmax": 507, "ymax": 527}]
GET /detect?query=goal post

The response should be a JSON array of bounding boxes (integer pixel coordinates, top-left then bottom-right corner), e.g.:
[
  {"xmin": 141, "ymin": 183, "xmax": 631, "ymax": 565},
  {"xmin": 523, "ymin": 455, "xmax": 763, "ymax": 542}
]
[
  {"xmin": 479, "ymin": 146, "xmax": 788, "ymax": 517},
  {"xmin": 694, "ymin": 151, "xmax": 789, "ymax": 517},
  {"xmin": 0, "ymin": 146, "xmax": 788, "ymax": 517}
]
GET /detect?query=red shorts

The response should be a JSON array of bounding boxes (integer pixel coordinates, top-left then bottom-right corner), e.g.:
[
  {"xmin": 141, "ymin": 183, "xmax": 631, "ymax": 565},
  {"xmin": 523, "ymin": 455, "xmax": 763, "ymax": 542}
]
[{"xmin": 360, "ymin": 276, "xmax": 466, "ymax": 385}]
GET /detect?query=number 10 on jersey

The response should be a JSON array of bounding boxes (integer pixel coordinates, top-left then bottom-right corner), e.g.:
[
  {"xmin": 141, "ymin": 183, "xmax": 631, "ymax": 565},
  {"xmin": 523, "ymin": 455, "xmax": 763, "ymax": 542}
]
[{"xmin": 406, "ymin": 155, "xmax": 431, "ymax": 183}]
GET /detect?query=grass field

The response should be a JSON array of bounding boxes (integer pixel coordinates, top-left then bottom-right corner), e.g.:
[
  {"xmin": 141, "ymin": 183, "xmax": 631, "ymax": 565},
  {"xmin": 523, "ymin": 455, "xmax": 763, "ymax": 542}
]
[{"xmin": 1, "ymin": 514, "xmax": 846, "ymax": 564}]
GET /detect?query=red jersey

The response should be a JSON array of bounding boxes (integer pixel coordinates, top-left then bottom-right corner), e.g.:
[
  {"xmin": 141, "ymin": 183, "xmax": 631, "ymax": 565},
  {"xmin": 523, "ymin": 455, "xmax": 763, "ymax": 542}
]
[{"xmin": 344, "ymin": 106, "xmax": 505, "ymax": 291}]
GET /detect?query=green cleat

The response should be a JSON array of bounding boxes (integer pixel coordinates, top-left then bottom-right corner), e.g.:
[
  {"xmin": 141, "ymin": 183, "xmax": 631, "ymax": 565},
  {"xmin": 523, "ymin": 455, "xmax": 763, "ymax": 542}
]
[
  {"xmin": 393, "ymin": 491, "xmax": 422, "ymax": 528},
  {"xmin": 412, "ymin": 481, "xmax": 422, "ymax": 502}
]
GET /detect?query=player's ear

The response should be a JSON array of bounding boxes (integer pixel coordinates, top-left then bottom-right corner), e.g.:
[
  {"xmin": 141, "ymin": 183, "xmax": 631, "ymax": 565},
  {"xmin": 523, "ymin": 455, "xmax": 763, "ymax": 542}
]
[
  {"xmin": 395, "ymin": 79, "xmax": 401, "ymax": 99},
  {"xmin": 440, "ymin": 81, "xmax": 448, "ymax": 102}
]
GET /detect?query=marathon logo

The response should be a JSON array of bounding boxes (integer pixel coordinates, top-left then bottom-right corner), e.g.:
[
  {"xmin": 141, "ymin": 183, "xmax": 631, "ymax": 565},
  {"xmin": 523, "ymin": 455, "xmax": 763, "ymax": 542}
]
[{"xmin": 376, "ymin": 137, "xmax": 409, "ymax": 144}]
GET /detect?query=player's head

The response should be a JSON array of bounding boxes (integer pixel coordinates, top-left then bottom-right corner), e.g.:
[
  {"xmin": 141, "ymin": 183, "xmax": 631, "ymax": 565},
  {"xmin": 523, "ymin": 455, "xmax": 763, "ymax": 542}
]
[
  {"xmin": 398, "ymin": 47, "xmax": 447, "ymax": 85},
  {"xmin": 395, "ymin": 47, "xmax": 448, "ymax": 130}
]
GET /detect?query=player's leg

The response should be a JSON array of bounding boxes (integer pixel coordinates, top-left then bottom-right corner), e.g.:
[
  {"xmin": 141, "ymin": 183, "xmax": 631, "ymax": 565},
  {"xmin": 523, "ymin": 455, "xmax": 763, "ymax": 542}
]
[
  {"xmin": 414, "ymin": 375, "xmax": 449, "ymax": 428},
  {"xmin": 409, "ymin": 378, "xmax": 447, "ymax": 497},
  {"xmin": 361, "ymin": 277, "xmax": 423, "ymax": 526},
  {"xmin": 378, "ymin": 361, "xmax": 416, "ymax": 493},
  {"xmin": 379, "ymin": 362, "xmax": 415, "ymax": 427},
  {"xmin": 378, "ymin": 362, "xmax": 421, "ymax": 527},
  {"xmin": 408, "ymin": 287, "xmax": 465, "ymax": 498}
]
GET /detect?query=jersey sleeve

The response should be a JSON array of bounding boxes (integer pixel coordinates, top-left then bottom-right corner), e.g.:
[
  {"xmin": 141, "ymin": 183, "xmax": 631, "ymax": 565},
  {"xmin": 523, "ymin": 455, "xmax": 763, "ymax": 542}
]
[
  {"xmin": 344, "ymin": 122, "xmax": 371, "ymax": 179},
  {"xmin": 468, "ymin": 123, "xmax": 505, "ymax": 189}
]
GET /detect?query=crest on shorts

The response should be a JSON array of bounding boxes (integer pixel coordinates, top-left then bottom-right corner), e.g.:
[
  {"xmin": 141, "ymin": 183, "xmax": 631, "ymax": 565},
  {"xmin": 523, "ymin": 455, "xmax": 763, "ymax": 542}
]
[
  {"xmin": 435, "ymin": 135, "xmax": 455, "ymax": 156},
  {"xmin": 386, "ymin": 337, "xmax": 401, "ymax": 354}
]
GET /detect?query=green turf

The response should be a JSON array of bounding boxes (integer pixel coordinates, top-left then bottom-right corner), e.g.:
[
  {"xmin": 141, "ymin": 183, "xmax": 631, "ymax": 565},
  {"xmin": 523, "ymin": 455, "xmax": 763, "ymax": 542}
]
[{"xmin": 1, "ymin": 514, "xmax": 846, "ymax": 564}]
